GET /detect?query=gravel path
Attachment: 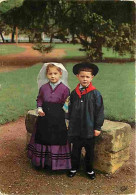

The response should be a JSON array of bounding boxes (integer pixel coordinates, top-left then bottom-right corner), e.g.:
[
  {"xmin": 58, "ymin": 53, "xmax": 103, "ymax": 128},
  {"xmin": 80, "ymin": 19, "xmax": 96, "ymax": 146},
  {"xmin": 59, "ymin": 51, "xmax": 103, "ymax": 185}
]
[
  {"xmin": 0, "ymin": 117, "xmax": 135, "ymax": 195},
  {"xmin": 0, "ymin": 43, "xmax": 66, "ymax": 72}
]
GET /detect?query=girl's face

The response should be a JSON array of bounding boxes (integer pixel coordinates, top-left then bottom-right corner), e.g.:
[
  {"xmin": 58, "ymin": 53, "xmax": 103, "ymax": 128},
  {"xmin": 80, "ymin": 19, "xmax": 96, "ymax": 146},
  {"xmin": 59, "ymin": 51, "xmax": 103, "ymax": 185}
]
[
  {"xmin": 46, "ymin": 67, "xmax": 62, "ymax": 84},
  {"xmin": 76, "ymin": 71, "xmax": 94, "ymax": 87}
]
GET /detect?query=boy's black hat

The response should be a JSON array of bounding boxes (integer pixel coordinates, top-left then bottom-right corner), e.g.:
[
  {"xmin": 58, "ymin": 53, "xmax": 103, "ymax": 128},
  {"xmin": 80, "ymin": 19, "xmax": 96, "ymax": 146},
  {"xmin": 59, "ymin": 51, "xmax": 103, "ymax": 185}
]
[{"xmin": 73, "ymin": 62, "xmax": 99, "ymax": 76}]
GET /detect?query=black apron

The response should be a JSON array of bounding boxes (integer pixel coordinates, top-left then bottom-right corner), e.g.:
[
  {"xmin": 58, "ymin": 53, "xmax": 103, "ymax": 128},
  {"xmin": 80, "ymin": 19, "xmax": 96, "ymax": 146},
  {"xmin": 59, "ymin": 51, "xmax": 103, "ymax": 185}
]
[{"xmin": 35, "ymin": 102, "xmax": 67, "ymax": 145}]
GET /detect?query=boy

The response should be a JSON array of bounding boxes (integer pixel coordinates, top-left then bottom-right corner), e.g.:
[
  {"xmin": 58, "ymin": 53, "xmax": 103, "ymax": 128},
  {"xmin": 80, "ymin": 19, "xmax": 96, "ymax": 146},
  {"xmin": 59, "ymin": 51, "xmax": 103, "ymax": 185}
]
[{"xmin": 68, "ymin": 62, "xmax": 104, "ymax": 179}]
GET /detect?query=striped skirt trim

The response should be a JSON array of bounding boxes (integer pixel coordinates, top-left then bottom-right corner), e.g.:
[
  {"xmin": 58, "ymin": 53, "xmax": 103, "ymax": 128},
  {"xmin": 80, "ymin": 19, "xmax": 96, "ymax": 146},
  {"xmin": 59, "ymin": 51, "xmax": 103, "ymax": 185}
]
[
  {"xmin": 27, "ymin": 125, "xmax": 71, "ymax": 170},
  {"xmin": 27, "ymin": 133, "xmax": 71, "ymax": 170},
  {"xmin": 28, "ymin": 144, "xmax": 71, "ymax": 160}
]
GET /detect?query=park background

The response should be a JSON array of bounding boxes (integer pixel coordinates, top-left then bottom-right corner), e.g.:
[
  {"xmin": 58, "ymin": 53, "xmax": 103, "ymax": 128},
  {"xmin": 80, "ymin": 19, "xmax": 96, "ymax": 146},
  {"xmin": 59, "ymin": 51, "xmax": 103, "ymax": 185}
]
[{"xmin": 0, "ymin": 0, "xmax": 135, "ymax": 195}]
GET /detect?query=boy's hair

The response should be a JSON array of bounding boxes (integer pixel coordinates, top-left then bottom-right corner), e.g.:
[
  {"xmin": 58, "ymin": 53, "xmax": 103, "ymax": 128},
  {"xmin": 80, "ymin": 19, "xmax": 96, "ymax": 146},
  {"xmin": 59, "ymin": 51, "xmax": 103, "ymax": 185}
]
[
  {"xmin": 77, "ymin": 67, "xmax": 93, "ymax": 75},
  {"xmin": 46, "ymin": 64, "xmax": 62, "ymax": 75}
]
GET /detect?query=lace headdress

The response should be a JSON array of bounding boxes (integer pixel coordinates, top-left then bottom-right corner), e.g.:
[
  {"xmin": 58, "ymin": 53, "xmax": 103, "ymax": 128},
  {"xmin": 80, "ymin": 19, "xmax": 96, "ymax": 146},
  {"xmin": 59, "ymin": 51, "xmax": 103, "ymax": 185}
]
[{"xmin": 37, "ymin": 62, "xmax": 69, "ymax": 89}]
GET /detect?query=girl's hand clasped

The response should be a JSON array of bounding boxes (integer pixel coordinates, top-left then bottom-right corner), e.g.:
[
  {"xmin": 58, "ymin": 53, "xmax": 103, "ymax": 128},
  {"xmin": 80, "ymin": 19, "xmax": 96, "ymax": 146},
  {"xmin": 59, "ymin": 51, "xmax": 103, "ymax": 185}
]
[{"xmin": 38, "ymin": 110, "xmax": 45, "ymax": 117}]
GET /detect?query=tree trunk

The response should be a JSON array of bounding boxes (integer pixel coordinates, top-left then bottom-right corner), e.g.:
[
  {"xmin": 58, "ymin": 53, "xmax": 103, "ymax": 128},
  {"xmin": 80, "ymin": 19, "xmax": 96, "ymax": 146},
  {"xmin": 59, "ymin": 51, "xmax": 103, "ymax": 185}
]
[
  {"xmin": 15, "ymin": 27, "xmax": 18, "ymax": 45},
  {"xmin": 0, "ymin": 32, "xmax": 4, "ymax": 43},
  {"xmin": 28, "ymin": 36, "xmax": 31, "ymax": 43},
  {"xmin": 71, "ymin": 34, "xmax": 76, "ymax": 44},
  {"xmin": 50, "ymin": 35, "xmax": 53, "ymax": 43},
  {"xmin": 97, "ymin": 45, "xmax": 103, "ymax": 61},
  {"xmin": 11, "ymin": 26, "xmax": 16, "ymax": 43}
]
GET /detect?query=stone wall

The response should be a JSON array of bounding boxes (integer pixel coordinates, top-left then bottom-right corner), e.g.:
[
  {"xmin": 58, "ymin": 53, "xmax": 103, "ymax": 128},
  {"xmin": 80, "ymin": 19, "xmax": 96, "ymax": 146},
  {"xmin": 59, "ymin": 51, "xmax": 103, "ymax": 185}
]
[{"xmin": 25, "ymin": 109, "xmax": 132, "ymax": 174}]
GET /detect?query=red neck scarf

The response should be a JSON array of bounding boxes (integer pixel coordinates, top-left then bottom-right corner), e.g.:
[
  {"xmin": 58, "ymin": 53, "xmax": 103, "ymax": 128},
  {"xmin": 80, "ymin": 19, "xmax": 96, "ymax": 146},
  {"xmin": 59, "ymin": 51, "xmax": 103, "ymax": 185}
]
[{"xmin": 75, "ymin": 82, "xmax": 96, "ymax": 98}]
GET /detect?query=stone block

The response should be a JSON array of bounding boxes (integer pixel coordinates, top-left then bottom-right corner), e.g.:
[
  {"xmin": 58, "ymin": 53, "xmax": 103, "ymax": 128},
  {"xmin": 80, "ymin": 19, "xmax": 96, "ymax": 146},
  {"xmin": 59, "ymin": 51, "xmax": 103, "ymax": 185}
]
[
  {"xmin": 25, "ymin": 109, "xmax": 38, "ymax": 134},
  {"xmin": 25, "ymin": 110, "xmax": 132, "ymax": 174},
  {"xmin": 94, "ymin": 145, "xmax": 130, "ymax": 173},
  {"xmin": 26, "ymin": 132, "xmax": 32, "ymax": 146},
  {"xmin": 93, "ymin": 120, "xmax": 132, "ymax": 173}
]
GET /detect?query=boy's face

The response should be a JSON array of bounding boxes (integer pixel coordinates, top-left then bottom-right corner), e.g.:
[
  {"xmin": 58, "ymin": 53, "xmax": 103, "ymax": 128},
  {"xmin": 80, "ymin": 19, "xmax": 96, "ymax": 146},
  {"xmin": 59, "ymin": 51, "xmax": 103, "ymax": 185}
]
[
  {"xmin": 46, "ymin": 67, "xmax": 62, "ymax": 83},
  {"xmin": 76, "ymin": 71, "xmax": 94, "ymax": 87}
]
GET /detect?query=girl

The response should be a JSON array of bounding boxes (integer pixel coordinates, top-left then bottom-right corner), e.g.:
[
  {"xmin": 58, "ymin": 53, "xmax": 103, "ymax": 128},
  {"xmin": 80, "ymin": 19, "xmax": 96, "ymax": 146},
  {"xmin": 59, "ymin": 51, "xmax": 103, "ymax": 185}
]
[{"xmin": 27, "ymin": 62, "xmax": 71, "ymax": 170}]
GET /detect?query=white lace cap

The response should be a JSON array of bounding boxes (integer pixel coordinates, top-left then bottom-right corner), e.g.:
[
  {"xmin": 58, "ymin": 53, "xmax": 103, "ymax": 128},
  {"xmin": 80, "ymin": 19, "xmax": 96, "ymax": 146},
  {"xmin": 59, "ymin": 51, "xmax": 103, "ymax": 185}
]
[{"xmin": 37, "ymin": 62, "xmax": 69, "ymax": 89}]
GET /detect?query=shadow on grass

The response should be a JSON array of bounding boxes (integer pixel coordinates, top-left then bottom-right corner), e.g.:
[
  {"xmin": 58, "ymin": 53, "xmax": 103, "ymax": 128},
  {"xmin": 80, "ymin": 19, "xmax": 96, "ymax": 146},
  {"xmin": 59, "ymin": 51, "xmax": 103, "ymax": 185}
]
[{"xmin": 43, "ymin": 56, "xmax": 135, "ymax": 63}]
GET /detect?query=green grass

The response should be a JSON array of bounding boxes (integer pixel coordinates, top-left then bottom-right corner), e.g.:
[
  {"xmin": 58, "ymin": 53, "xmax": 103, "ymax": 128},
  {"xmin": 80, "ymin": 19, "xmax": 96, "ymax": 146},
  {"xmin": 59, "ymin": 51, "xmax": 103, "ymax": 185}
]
[
  {"xmin": 54, "ymin": 43, "xmax": 81, "ymax": 49},
  {"xmin": 54, "ymin": 43, "xmax": 86, "ymax": 58},
  {"xmin": 53, "ymin": 43, "xmax": 132, "ymax": 59},
  {"xmin": 0, "ymin": 45, "xmax": 26, "ymax": 55},
  {"xmin": 0, "ymin": 62, "xmax": 135, "ymax": 125},
  {"xmin": 102, "ymin": 47, "xmax": 132, "ymax": 59},
  {"xmin": 0, "ymin": 65, "xmax": 42, "ymax": 124}
]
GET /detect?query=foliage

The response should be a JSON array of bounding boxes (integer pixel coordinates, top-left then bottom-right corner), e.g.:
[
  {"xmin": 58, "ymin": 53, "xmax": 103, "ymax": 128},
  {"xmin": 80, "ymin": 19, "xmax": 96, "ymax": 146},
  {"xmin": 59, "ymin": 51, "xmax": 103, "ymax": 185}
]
[
  {"xmin": 0, "ymin": 17, "xmax": 11, "ymax": 42},
  {"xmin": 0, "ymin": 0, "xmax": 24, "ymax": 42},
  {"xmin": 1, "ymin": 0, "xmax": 135, "ymax": 59},
  {"xmin": 0, "ymin": 0, "xmax": 24, "ymax": 13},
  {"xmin": 60, "ymin": 2, "xmax": 135, "ymax": 61},
  {"xmin": 106, "ymin": 23, "xmax": 135, "ymax": 58},
  {"xmin": 32, "ymin": 43, "xmax": 54, "ymax": 54},
  {"xmin": 50, "ymin": 1, "xmax": 135, "ymax": 61},
  {"xmin": 76, "ymin": 13, "xmax": 115, "ymax": 61},
  {"xmin": 89, "ymin": 1, "xmax": 135, "ymax": 25}
]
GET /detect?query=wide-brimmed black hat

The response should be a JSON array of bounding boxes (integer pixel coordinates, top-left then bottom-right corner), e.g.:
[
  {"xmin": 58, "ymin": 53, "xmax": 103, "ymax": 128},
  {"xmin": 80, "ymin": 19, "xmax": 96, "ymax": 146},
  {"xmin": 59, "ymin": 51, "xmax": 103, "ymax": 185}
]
[{"xmin": 73, "ymin": 62, "xmax": 99, "ymax": 76}]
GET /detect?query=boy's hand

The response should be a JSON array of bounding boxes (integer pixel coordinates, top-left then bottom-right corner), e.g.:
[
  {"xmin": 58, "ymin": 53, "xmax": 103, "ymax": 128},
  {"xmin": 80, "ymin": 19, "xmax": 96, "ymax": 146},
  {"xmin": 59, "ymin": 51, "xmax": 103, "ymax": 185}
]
[{"xmin": 94, "ymin": 130, "xmax": 101, "ymax": 136}]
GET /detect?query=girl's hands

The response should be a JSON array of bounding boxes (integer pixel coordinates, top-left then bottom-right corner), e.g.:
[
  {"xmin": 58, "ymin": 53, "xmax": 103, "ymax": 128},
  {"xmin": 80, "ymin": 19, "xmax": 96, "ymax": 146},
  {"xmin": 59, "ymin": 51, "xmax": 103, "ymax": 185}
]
[
  {"xmin": 37, "ymin": 108, "xmax": 45, "ymax": 117},
  {"xmin": 38, "ymin": 110, "xmax": 45, "ymax": 116},
  {"xmin": 94, "ymin": 130, "xmax": 101, "ymax": 136}
]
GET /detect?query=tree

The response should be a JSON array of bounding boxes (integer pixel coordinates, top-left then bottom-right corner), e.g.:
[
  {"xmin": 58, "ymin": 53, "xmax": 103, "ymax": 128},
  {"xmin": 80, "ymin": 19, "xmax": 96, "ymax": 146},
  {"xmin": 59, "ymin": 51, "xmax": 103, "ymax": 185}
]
[
  {"xmin": 106, "ymin": 23, "xmax": 135, "ymax": 58},
  {"xmin": 62, "ymin": 3, "xmax": 116, "ymax": 60},
  {"xmin": 0, "ymin": 0, "xmax": 24, "ymax": 42},
  {"xmin": 58, "ymin": 1, "xmax": 135, "ymax": 60},
  {"xmin": 0, "ymin": 18, "xmax": 6, "ymax": 42},
  {"xmin": 90, "ymin": 1, "xmax": 135, "ymax": 25},
  {"xmin": 0, "ymin": 17, "xmax": 12, "ymax": 42},
  {"xmin": 1, "ymin": 0, "xmax": 135, "ymax": 60}
]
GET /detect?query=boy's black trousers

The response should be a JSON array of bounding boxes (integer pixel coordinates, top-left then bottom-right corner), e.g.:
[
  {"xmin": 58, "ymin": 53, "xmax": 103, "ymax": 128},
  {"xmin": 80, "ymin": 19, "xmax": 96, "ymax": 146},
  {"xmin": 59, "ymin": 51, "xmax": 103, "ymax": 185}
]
[{"xmin": 70, "ymin": 137, "xmax": 95, "ymax": 172}]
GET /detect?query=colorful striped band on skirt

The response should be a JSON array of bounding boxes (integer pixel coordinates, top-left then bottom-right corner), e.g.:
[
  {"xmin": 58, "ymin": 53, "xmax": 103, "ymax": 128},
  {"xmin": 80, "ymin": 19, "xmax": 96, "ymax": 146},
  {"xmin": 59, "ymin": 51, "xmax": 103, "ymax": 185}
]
[{"xmin": 27, "ymin": 129, "xmax": 71, "ymax": 170}]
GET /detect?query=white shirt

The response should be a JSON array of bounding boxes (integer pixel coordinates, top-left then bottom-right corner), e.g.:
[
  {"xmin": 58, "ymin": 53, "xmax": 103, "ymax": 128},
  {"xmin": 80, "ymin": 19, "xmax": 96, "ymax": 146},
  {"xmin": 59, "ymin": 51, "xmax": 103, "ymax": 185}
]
[{"xmin": 49, "ymin": 81, "xmax": 61, "ymax": 89}]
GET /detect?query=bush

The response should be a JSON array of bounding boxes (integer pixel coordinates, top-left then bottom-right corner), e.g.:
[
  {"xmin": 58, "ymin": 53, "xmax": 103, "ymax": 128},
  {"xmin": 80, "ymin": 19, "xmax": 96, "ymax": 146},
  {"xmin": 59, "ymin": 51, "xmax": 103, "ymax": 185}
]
[{"xmin": 32, "ymin": 43, "xmax": 54, "ymax": 54}]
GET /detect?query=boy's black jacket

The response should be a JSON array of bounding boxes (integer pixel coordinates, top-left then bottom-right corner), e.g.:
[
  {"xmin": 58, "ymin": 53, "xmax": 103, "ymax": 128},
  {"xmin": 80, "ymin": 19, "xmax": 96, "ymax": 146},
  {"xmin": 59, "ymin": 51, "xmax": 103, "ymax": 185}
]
[{"xmin": 68, "ymin": 89, "xmax": 104, "ymax": 139}]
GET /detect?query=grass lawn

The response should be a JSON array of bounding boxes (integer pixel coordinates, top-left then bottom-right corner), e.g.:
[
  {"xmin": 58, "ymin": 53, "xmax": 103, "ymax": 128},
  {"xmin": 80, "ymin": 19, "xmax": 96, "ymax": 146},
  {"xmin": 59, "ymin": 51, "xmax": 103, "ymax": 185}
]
[
  {"xmin": 54, "ymin": 43, "xmax": 86, "ymax": 58},
  {"xmin": 0, "ymin": 62, "xmax": 134, "ymax": 125},
  {"xmin": 102, "ymin": 47, "xmax": 131, "ymax": 59},
  {"xmin": 53, "ymin": 43, "xmax": 132, "ymax": 59},
  {"xmin": 0, "ymin": 65, "xmax": 39, "ymax": 124},
  {"xmin": 0, "ymin": 44, "xmax": 26, "ymax": 55}
]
